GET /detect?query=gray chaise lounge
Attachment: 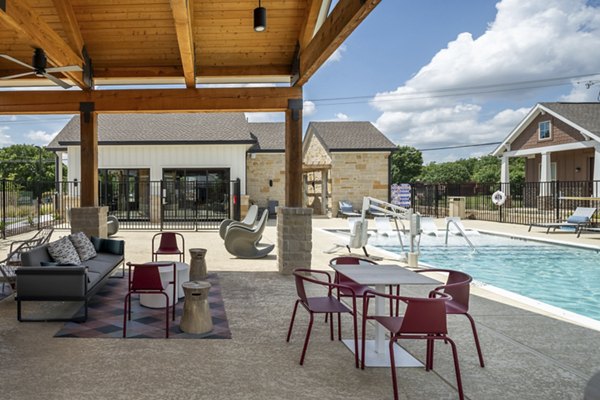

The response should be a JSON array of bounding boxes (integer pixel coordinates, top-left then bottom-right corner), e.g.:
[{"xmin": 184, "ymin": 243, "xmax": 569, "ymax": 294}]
[
  {"xmin": 224, "ymin": 209, "xmax": 274, "ymax": 259},
  {"xmin": 218, "ymin": 204, "xmax": 259, "ymax": 240}
]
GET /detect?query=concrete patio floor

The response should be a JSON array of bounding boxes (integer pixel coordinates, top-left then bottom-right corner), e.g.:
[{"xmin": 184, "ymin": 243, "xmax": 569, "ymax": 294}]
[{"xmin": 0, "ymin": 217, "xmax": 599, "ymax": 399}]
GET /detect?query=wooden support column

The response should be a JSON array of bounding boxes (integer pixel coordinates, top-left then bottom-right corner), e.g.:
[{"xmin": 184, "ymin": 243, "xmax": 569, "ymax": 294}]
[
  {"xmin": 79, "ymin": 102, "xmax": 98, "ymax": 207},
  {"xmin": 285, "ymin": 98, "xmax": 303, "ymax": 207}
]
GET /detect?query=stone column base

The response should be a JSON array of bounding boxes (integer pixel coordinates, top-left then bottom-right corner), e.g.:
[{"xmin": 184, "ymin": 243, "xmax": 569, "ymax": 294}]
[
  {"xmin": 71, "ymin": 206, "xmax": 108, "ymax": 238},
  {"xmin": 277, "ymin": 207, "xmax": 312, "ymax": 275}
]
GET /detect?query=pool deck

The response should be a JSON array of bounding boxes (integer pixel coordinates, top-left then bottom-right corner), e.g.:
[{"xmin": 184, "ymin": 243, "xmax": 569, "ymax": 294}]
[{"xmin": 0, "ymin": 217, "xmax": 599, "ymax": 399}]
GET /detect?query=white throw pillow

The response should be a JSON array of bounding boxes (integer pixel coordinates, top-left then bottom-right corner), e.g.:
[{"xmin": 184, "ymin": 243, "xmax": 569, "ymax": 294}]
[
  {"xmin": 47, "ymin": 236, "xmax": 81, "ymax": 265},
  {"xmin": 69, "ymin": 231, "xmax": 97, "ymax": 261}
]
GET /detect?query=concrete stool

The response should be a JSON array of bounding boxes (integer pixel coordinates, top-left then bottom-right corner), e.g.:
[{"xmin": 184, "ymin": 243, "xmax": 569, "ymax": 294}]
[
  {"xmin": 188, "ymin": 248, "xmax": 208, "ymax": 281},
  {"xmin": 180, "ymin": 281, "xmax": 213, "ymax": 334}
]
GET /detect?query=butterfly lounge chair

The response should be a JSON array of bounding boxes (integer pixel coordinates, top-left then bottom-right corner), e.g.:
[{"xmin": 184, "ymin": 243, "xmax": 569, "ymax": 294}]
[
  {"xmin": 528, "ymin": 207, "xmax": 596, "ymax": 235},
  {"xmin": 219, "ymin": 204, "xmax": 259, "ymax": 240},
  {"xmin": 224, "ymin": 209, "xmax": 274, "ymax": 259},
  {"xmin": 420, "ymin": 217, "xmax": 441, "ymax": 236}
]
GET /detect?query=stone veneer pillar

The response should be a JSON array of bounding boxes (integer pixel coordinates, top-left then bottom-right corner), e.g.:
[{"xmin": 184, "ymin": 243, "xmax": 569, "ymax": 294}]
[
  {"xmin": 70, "ymin": 206, "xmax": 108, "ymax": 238},
  {"xmin": 277, "ymin": 207, "xmax": 312, "ymax": 275}
]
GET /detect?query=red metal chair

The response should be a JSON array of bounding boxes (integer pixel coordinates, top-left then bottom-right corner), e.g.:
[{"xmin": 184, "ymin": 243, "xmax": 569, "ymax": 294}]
[
  {"xmin": 123, "ymin": 262, "xmax": 176, "ymax": 338},
  {"xmin": 361, "ymin": 288, "xmax": 464, "ymax": 400},
  {"xmin": 152, "ymin": 232, "xmax": 185, "ymax": 263},
  {"xmin": 286, "ymin": 269, "xmax": 360, "ymax": 368},
  {"xmin": 415, "ymin": 268, "xmax": 485, "ymax": 367},
  {"xmin": 329, "ymin": 256, "xmax": 400, "ymax": 315}
]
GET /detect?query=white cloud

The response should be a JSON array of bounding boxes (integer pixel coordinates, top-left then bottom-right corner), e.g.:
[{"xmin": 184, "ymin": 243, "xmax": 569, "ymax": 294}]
[
  {"xmin": 372, "ymin": 0, "xmax": 600, "ymax": 162},
  {"xmin": 324, "ymin": 44, "xmax": 347, "ymax": 65},
  {"xmin": 335, "ymin": 112, "xmax": 350, "ymax": 121},
  {"xmin": 0, "ymin": 126, "xmax": 12, "ymax": 147},
  {"xmin": 26, "ymin": 130, "xmax": 57, "ymax": 145},
  {"xmin": 303, "ymin": 100, "xmax": 317, "ymax": 116}
]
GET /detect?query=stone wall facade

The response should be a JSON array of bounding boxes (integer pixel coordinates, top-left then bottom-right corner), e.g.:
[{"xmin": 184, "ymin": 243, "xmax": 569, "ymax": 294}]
[
  {"xmin": 331, "ymin": 152, "xmax": 390, "ymax": 216},
  {"xmin": 246, "ymin": 153, "xmax": 286, "ymax": 209}
]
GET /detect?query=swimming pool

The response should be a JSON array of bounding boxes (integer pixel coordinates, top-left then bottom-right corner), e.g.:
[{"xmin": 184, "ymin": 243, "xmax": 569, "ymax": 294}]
[{"xmin": 371, "ymin": 233, "xmax": 600, "ymax": 322}]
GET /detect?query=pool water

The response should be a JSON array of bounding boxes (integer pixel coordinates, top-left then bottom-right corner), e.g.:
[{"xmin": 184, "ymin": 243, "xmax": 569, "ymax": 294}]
[{"xmin": 374, "ymin": 234, "xmax": 600, "ymax": 322}]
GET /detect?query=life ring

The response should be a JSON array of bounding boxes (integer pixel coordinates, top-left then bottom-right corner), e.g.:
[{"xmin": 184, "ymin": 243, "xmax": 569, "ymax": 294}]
[{"xmin": 491, "ymin": 190, "xmax": 506, "ymax": 206}]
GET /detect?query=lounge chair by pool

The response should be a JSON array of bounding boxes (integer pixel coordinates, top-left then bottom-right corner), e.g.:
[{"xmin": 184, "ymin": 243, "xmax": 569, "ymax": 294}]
[
  {"xmin": 420, "ymin": 216, "xmax": 442, "ymax": 236},
  {"xmin": 338, "ymin": 201, "xmax": 361, "ymax": 218},
  {"xmin": 528, "ymin": 207, "xmax": 596, "ymax": 236}
]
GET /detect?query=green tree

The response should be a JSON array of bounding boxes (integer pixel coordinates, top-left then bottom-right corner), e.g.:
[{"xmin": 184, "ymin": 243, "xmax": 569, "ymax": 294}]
[
  {"xmin": 0, "ymin": 144, "xmax": 60, "ymax": 195},
  {"xmin": 390, "ymin": 146, "xmax": 423, "ymax": 183},
  {"xmin": 471, "ymin": 155, "xmax": 500, "ymax": 183},
  {"xmin": 418, "ymin": 161, "xmax": 471, "ymax": 184}
]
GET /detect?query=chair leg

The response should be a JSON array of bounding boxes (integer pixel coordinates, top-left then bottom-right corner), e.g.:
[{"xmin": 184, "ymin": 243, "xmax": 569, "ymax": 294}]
[
  {"xmin": 351, "ymin": 311, "xmax": 359, "ymax": 368},
  {"xmin": 465, "ymin": 312, "xmax": 485, "ymax": 367},
  {"xmin": 389, "ymin": 336, "xmax": 399, "ymax": 400},
  {"xmin": 123, "ymin": 293, "xmax": 130, "ymax": 338},
  {"xmin": 337, "ymin": 312, "xmax": 341, "ymax": 340},
  {"xmin": 329, "ymin": 311, "xmax": 334, "ymax": 341},
  {"xmin": 164, "ymin": 293, "xmax": 170, "ymax": 338},
  {"xmin": 428, "ymin": 336, "xmax": 436, "ymax": 370},
  {"xmin": 299, "ymin": 312, "xmax": 315, "ymax": 365},
  {"xmin": 446, "ymin": 337, "xmax": 465, "ymax": 400},
  {"xmin": 286, "ymin": 300, "xmax": 300, "ymax": 342}
]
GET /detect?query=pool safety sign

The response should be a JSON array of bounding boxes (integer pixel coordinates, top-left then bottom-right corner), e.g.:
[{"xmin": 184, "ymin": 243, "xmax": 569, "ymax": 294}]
[{"xmin": 391, "ymin": 183, "xmax": 411, "ymax": 208}]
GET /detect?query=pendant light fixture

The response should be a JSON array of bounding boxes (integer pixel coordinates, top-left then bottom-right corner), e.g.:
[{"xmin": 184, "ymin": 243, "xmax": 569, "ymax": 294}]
[{"xmin": 254, "ymin": 0, "xmax": 266, "ymax": 32}]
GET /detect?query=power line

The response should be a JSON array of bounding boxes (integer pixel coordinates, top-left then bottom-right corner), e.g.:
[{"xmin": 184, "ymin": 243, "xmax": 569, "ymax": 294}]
[{"xmin": 417, "ymin": 141, "xmax": 502, "ymax": 152}]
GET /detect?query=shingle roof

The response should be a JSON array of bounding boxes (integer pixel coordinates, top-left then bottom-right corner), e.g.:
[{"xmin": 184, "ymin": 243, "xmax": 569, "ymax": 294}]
[
  {"xmin": 48, "ymin": 113, "xmax": 254, "ymax": 148},
  {"xmin": 248, "ymin": 122, "xmax": 285, "ymax": 152},
  {"xmin": 540, "ymin": 102, "xmax": 600, "ymax": 135},
  {"xmin": 308, "ymin": 121, "xmax": 396, "ymax": 152}
]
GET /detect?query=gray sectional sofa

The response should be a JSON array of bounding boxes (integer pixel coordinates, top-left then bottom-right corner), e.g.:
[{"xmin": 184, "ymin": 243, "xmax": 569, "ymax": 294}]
[{"xmin": 15, "ymin": 235, "xmax": 125, "ymax": 322}]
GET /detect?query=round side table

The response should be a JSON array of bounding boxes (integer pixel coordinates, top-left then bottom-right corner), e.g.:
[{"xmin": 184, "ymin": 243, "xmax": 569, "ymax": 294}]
[
  {"xmin": 188, "ymin": 248, "xmax": 208, "ymax": 281},
  {"xmin": 180, "ymin": 280, "xmax": 213, "ymax": 334}
]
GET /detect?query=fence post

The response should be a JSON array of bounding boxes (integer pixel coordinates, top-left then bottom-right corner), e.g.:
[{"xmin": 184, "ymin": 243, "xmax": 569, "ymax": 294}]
[
  {"xmin": 434, "ymin": 185, "xmax": 439, "ymax": 218},
  {"xmin": 36, "ymin": 181, "xmax": 41, "ymax": 229},
  {"xmin": 233, "ymin": 178, "xmax": 241, "ymax": 221},
  {"xmin": 160, "ymin": 180, "xmax": 164, "ymax": 231},
  {"xmin": 555, "ymin": 180, "xmax": 560, "ymax": 221},
  {"xmin": 1, "ymin": 179, "xmax": 6, "ymax": 239}
]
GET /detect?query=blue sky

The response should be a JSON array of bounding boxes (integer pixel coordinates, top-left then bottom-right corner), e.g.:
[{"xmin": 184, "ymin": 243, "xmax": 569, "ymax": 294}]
[{"xmin": 2, "ymin": 0, "xmax": 600, "ymax": 163}]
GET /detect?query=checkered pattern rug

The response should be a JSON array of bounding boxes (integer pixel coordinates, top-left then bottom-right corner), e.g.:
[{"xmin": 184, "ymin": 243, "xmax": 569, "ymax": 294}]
[{"xmin": 54, "ymin": 273, "xmax": 231, "ymax": 339}]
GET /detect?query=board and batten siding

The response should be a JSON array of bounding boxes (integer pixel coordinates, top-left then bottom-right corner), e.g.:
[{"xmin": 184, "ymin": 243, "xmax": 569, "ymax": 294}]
[{"xmin": 67, "ymin": 144, "xmax": 249, "ymax": 193}]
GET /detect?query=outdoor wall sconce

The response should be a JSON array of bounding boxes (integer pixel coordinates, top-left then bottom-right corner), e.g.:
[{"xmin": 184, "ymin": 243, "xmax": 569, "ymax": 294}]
[
  {"xmin": 254, "ymin": 0, "xmax": 266, "ymax": 32},
  {"xmin": 269, "ymin": 179, "xmax": 273, "ymax": 187},
  {"xmin": 575, "ymin": 167, "xmax": 581, "ymax": 173},
  {"xmin": 73, "ymin": 178, "xmax": 78, "ymax": 187}
]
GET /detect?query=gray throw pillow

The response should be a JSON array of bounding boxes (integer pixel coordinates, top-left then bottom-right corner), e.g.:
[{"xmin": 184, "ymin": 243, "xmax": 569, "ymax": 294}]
[
  {"xmin": 47, "ymin": 236, "xmax": 81, "ymax": 265},
  {"xmin": 69, "ymin": 231, "xmax": 97, "ymax": 261}
]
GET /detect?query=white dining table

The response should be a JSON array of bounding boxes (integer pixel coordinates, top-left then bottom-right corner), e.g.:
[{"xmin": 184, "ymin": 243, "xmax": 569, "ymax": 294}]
[{"xmin": 330, "ymin": 264, "xmax": 439, "ymax": 367}]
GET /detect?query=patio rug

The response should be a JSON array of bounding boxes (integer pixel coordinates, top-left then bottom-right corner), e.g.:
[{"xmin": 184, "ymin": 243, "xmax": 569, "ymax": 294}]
[{"xmin": 54, "ymin": 273, "xmax": 231, "ymax": 339}]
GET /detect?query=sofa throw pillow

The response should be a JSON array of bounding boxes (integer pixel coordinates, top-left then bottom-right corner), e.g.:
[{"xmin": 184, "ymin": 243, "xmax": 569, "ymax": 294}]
[
  {"xmin": 69, "ymin": 231, "xmax": 97, "ymax": 261},
  {"xmin": 47, "ymin": 236, "xmax": 81, "ymax": 265}
]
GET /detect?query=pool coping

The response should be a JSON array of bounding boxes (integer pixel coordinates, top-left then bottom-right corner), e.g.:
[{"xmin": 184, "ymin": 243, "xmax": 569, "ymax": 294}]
[{"xmin": 319, "ymin": 227, "xmax": 600, "ymax": 333}]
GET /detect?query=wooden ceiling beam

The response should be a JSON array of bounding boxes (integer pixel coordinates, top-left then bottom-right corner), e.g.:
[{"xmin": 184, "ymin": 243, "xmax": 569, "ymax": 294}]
[
  {"xmin": 169, "ymin": 0, "xmax": 196, "ymax": 88},
  {"xmin": 298, "ymin": 0, "xmax": 323, "ymax": 50},
  {"xmin": 0, "ymin": 0, "xmax": 89, "ymax": 90},
  {"xmin": 52, "ymin": 0, "xmax": 85, "ymax": 56},
  {"xmin": 295, "ymin": 0, "xmax": 380, "ymax": 87},
  {"xmin": 0, "ymin": 87, "xmax": 302, "ymax": 114}
]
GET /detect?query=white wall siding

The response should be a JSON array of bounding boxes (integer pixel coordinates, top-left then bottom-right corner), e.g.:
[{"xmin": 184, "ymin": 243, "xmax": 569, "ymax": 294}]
[{"xmin": 67, "ymin": 144, "xmax": 248, "ymax": 193}]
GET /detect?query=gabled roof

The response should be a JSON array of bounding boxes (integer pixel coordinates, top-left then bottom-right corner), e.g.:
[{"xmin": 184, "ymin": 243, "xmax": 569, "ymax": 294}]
[
  {"xmin": 492, "ymin": 102, "xmax": 600, "ymax": 156},
  {"xmin": 47, "ymin": 113, "xmax": 254, "ymax": 150},
  {"xmin": 248, "ymin": 123, "xmax": 285, "ymax": 153},
  {"xmin": 305, "ymin": 121, "xmax": 396, "ymax": 153}
]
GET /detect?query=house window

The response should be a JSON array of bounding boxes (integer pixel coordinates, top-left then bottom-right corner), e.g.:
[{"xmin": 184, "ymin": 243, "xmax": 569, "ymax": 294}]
[
  {"xmin": 538, "ymin": 162, "xmax": 557, "ymax": 181},
  {"xmin": 539, "ymin": 121, "xmax": 551, "ymax": 141}
]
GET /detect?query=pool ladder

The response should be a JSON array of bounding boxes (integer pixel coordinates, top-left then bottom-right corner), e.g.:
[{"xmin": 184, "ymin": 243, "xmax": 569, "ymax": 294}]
[{"xmin": 444, "ymin": 219, "xmax": 477, "ymax": 253}]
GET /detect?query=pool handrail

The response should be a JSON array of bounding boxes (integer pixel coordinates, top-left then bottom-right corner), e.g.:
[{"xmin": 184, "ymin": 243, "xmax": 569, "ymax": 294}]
[{"xmin": 445, "ymin": 219, "xmax": 477, "ymax": 252}]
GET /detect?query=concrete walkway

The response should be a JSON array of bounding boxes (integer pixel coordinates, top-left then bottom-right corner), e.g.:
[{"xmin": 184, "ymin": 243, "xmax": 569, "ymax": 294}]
[{"xmin": 0, "ymin": 217, "xmax": 598, "ymax": 399}]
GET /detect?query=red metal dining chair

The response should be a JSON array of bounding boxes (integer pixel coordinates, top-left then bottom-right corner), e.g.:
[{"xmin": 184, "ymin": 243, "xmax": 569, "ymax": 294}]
[
  {"xmin": 361, "ymin": 288, "xmax": 464, "ymax": 400},
  {"xmin": 415, "ymin": 268, "xmax": 485, "ymax": 367},
  {"xmin": 152, "ymin": 232, "xmax": 185, "ymax": 263},
  {"xmin": 286, "ymin": 269, "xmax": 360, "ymax": 368},
  {"xmin": 123, "ymin": 262, "xmax": 176, "ymax": 338},
  {"xmin": 329, "ymin": 256, "xmax": 400, "ymax": 315}
]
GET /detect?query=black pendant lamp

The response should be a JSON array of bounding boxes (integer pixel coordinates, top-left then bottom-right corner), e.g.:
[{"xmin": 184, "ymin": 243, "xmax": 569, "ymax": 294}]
[{"xmin": 254, "ymin": 0, "xmax": 266, "ymax": 32}]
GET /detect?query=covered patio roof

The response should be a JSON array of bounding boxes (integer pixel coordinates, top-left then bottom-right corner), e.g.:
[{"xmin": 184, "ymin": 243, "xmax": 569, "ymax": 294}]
[{"xmin": 0, "ymin": 0, "xmax": 382, "ymax": 209}]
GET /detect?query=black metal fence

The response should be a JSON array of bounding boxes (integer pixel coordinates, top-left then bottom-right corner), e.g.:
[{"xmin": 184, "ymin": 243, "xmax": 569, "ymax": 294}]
[
  {"xmin": 411, "ymin": 181, "xmax": 600, "ymax": 225},
  {"xmin": 1, "ymin": 178, "xmax": 241, "ymax": 238}
]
